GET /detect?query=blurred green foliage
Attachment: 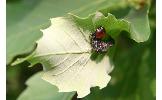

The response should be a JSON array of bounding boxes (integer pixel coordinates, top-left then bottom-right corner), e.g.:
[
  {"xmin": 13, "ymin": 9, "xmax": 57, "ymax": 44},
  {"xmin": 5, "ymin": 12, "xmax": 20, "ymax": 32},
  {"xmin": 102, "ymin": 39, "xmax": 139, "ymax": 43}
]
[
  {"xmin": 7, "ymin": 0, "xmax": 156, "ymax": 100},
  {"xmin": 17, "ymin": 72, "xmax": 75, "ymax": 100}
]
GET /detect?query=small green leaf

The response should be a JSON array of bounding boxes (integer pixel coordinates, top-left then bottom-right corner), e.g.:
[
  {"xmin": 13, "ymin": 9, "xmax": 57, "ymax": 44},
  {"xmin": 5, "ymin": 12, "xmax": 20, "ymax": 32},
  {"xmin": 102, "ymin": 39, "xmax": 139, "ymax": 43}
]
[
  {"xmin": 124, "ymin": 6, "xmax": 150, "ymax": 42},
  {"xmin": 18, "ymin": 72, "xmax": 75, "ymax": 100},
  {"xmin": 92, "ymin": 12, "xmax": 129, "ymax": 38}
]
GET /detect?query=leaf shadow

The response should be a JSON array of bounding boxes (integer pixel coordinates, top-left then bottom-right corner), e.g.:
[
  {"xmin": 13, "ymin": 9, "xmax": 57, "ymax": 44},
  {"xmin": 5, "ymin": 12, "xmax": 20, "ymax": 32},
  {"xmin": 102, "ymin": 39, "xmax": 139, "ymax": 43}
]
[{"xmin": 90, "ymin": 51, "xmax": 106, "ymax": 63}]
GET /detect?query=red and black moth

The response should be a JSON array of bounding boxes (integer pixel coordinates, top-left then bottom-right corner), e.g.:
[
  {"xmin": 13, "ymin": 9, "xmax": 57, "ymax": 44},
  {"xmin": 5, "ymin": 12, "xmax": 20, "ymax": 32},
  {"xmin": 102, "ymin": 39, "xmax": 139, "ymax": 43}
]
[{"xmin": 91, "ymin": 26, "xmax": 114, "ymax": 52}]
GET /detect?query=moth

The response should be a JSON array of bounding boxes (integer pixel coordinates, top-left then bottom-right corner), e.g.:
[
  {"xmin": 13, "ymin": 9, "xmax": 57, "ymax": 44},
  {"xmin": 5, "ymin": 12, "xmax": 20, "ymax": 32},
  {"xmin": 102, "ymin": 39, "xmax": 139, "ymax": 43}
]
[{"xmin": 91, "ymin": 26, "xmax": 114, "ymax": 52}]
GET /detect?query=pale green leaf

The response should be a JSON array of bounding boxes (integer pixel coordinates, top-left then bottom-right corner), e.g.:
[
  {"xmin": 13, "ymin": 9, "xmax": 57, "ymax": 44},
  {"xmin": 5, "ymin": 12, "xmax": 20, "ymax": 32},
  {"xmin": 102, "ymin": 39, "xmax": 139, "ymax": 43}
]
[
  {"xmin": 25, "ymin": 13, "xmax": 116, "ymax": 98},
  {"xmin": 18, "ymin": 72, "xmax": 75, "ymax": 100}
]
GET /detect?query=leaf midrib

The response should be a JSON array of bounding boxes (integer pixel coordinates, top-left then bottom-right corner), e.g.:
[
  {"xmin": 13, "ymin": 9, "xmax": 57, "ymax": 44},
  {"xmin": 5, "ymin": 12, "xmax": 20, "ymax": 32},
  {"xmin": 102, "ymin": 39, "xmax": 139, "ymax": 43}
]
[{"xmin": 34, "ymin": 51, "xmax": 91, "ymax": 58}]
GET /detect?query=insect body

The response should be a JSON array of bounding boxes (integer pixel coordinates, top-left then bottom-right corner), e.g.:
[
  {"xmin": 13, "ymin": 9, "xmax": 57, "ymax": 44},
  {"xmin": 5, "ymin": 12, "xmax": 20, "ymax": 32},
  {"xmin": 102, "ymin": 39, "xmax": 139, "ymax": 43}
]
[{"xmin": 91, "ymin": 26, "xmax": 114, "ymax": 52}]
